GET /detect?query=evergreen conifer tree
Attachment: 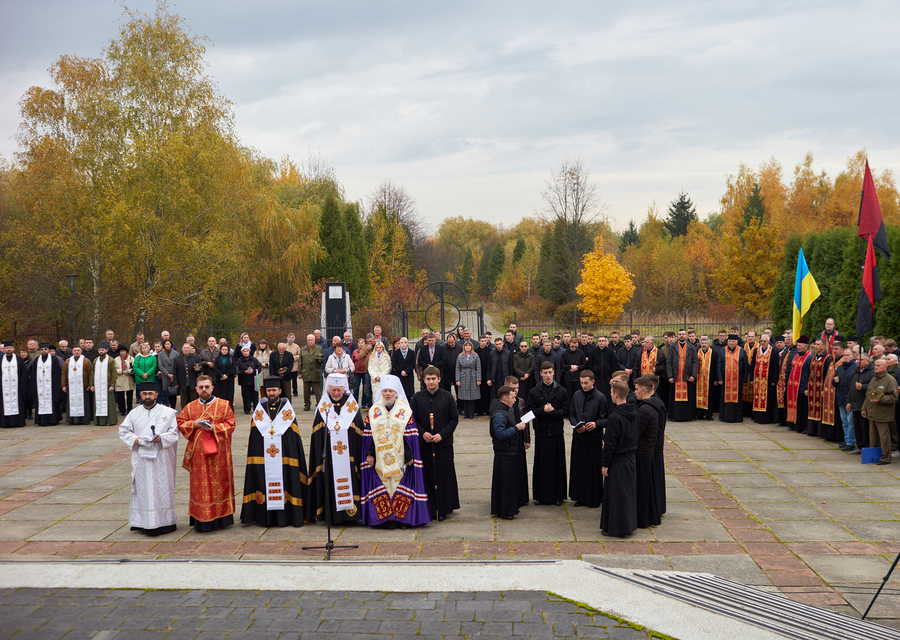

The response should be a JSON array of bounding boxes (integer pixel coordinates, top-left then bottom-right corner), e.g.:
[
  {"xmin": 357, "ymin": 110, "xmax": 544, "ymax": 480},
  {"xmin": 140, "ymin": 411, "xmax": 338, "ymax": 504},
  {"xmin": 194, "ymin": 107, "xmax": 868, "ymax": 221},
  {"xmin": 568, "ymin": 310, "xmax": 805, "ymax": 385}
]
[
  {"xmin": 512, "ymin": 238, "xmax": 526, "ymax": 264},
  {"xmin": 312, "ymin": 193, "xmax": 354, "ymax": 285},
  {"xmin": 620, "ymin": 220, "xmax": 639, "ymax": 251},
  {"xmin": 665, "ymin": 192, "xmax": 698, "ymax": 237}
]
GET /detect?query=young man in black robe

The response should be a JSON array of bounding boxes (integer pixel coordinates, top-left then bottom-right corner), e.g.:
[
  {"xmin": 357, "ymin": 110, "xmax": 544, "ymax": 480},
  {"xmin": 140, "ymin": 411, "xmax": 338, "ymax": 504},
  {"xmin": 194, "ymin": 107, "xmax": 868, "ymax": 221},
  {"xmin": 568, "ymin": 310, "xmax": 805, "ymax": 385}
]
[
  {"xmin": 489, "ymin": 385, "xmax": 526, "ymax": 519},
  {"xmin": 305, "ymin": 373, "xmax": 364, "ymax": 525},
  {"xmin": 504, "ymin": 376, "xmax": 531, "ymax": 509},
  {"xmin": 410, "ymin": 366, "xmax": 460, "ymax": 521},
  {"xmin": 240, "ymin": 377, "xmax": 308, "ymax": 527},
  {"xmin": 29, "ymin": 342, "xmax": 63, "ymax": 426},
  {"xmin": 0, "ymin": 341, "xmax": 28, "ymax": 428},
  {"xmin": 568, "ymin": 370, "xmax": 608, "ymax": 508},
  {"xmin": 587, "ymin": 336, "xmax": 620, "ymax": 398},
  {"xmin": 600, "ymin": 381, "xmax": 638, "ymax": 538},
  {"xmin": 526, "ymin": 361, "xmax": 569, "ymax": 506},
  {"xmin": 634, "ymin": 376, "xmax": 661, "ymax": 528},
  {"xmin": 643, "ymin": 374, "xmax": 668, "ymax": 517}
]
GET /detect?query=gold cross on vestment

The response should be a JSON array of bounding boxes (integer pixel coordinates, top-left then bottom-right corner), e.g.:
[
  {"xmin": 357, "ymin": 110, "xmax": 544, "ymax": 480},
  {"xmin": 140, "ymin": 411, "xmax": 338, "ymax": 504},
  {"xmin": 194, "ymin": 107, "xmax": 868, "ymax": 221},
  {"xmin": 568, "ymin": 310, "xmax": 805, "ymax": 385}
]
[
  {"xmin": 281, "ymin": 409, "xmax": 292, "ymax": 421},
  {"xmin": 266, "ymin": 444, "xmax": 280, "ymax": 458},
  {"xmin": 332, "ymin": 440, "xmax": 347, "ymax": 455},
  {"xmin": 254, "ymin": 410, "xmax": 264, "ymax": 422},
  {"xmin": 345, "ymin": 400, "xmax": 358, "ymax": 413}
]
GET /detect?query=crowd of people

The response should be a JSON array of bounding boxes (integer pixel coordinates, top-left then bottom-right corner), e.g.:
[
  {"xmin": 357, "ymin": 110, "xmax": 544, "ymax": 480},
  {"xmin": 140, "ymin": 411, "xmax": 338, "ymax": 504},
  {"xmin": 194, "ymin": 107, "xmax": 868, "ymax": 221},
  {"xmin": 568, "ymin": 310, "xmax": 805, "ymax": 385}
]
[{"xmin": 1, "ymin": 317, "xmax": 896, "ymax": 540}]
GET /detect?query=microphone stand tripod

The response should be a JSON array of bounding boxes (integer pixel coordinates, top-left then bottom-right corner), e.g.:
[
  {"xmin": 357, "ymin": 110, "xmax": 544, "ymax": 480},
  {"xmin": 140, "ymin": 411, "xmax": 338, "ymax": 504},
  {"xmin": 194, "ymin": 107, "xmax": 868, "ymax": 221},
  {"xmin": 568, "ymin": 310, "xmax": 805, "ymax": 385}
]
[
  {"xmin": 302, "ymin": 409, "xmax": 358, "ymax": 560},
  {"xmin": 861, "ymin": 551, "xmax": 900, "ymax": 620}
]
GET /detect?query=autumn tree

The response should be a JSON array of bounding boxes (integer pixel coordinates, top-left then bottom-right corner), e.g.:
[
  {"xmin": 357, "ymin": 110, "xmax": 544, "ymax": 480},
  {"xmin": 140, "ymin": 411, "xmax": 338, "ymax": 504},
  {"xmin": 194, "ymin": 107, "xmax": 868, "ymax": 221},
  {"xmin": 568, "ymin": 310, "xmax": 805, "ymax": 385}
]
[
  {"xmin": 368, "ymin": 180, "xmax": 425, "ymax": 269},
  {"xmin": 457, "ymin": 247, "xmax": 475, "ymax": 295},
  {"xmin": 665, "ymin": 192, "xmax": 697, "ymax": 238},
  {"xmin": 13, "ymin": 2, "xmax": 271, "ymax": 334},
  {"xmin": 536, "ymin": 159, "xmax": 605, "ymax": 302},
  {"xmin": 576, "ymin": 240, "xmax": 635, "ymax": 323},
  {"xmin": 367, "ymin": 205, "xmax": 412, "ymax": 308}
]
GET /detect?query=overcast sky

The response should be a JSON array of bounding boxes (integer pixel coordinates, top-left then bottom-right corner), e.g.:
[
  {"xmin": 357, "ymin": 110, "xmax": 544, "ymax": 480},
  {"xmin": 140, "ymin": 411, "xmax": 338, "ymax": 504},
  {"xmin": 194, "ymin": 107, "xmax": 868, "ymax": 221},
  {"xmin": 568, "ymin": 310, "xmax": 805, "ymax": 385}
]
[{"xmin": 2, "ymin": 1, "xmax": 899, "ymax": 231}]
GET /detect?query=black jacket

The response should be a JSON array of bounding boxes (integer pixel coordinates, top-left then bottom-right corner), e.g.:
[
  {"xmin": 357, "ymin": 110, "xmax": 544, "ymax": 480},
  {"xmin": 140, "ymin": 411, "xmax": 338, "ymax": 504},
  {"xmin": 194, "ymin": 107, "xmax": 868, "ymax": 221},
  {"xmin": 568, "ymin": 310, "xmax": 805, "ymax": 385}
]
[
  {"xmin": 535, "ymin": 349, "xmax": 561, "ymax": 382},
  {"xmin": 410, "ymin": 387, "xmax": 459, "ymax": 449},
  {"xmin": 569, "ymin": 387, "xmax": 608, "ymax": 442},
  {"xmin": 636, "ymin": 399, "xmax": 659, "ymax": 458},
  {"xmin": 526, "ymin": 380, "xmax": 570, "ymax": 437},
  {"xmin": 491, "ymin": 348, "xmax": 513, "ymax": 385},
  {"xmin": 174, "ymin": 352, "xmax": 203, "ymax": 389},
  {"xmin": 587, "ymin": 346, "xmax": 620, "ymax": 382},
  {"xmin": 489, "ymin": 398, "xmax": 518, "ymax": 455},
  {"xmin": 602, "ymin": 401, "xmax": 639, "ymax": 467},
  {"xmin": 560, "ymin": 347, "xmax": 587, "ymax": 383}
]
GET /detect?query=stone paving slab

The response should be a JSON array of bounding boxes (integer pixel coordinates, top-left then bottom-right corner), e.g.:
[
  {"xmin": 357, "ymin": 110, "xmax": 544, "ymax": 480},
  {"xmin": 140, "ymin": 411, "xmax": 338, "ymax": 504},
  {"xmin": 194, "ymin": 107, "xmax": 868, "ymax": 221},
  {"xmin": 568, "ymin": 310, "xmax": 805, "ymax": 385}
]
[
  {"xmin": 2, "ymin": 394, "xmax": 900, "ymax": 626},
  {"xmin": 0, "ymin": 588, "xmax": 660, "ymax": 639}
]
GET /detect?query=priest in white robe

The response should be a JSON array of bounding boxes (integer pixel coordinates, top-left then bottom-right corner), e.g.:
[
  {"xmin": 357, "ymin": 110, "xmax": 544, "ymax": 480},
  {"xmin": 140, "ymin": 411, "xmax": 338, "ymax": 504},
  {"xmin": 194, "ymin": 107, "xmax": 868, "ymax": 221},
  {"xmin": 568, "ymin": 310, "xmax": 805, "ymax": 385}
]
[
  {"xmin": 93, "ymin": 341, "xmax": 118, "ymax": 426},
  {"xmin": 62, "ymin": 346, "xmax": 93, "ymax": 425},
  {"xmin": 29, "ymin": 343, "xmax": 62, "ymax": 426},
  {"xmin": 118, "ymin": 381, "xmax": 179, "ymax": 536},
  {"xmin": 0, "ymin": 341, "xmax": 27, "ymax": 428}
]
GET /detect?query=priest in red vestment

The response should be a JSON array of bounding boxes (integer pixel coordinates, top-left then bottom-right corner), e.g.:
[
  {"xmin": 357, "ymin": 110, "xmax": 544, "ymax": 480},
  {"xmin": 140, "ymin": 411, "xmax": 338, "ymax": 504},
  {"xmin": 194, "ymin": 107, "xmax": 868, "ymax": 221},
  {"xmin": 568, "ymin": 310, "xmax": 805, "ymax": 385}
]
[
  {"xmin": 177, "ymin": 374, "xmax": 236, "ymax": 531},
  {"xmin": 786, "ymin": 336, "xmax": 812, "ymax": 432}
]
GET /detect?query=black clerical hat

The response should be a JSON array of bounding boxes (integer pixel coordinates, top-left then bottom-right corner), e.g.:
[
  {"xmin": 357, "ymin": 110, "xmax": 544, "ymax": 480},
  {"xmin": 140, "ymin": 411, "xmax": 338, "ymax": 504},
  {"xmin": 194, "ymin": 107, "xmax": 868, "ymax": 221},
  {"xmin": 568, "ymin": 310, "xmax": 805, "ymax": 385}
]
[
  {"xmin": 98, "ymin": 340, "xmax": 110, "ymax": 350},
  {"xmin": 263, "ymin": 376, "xmax": 283, "ymax": 389},
  {"xmin": 39, "ymin": 342, "xmax": 51, "ymax": 349},
  {"xmin": 796, "ymin": 335, "xmax": 810, "ymax": 345},
  {"xmin": 774, "ymin": 336, "xmax": 785, "ymax": 343},
  {"xmin": 137, "ymin": 382, "xmax": 157, "ymax": 393},
  {"xmin": 118, "ymin": 345, "xmax": 129, "ymax": 353},
  {"xmin": 727, "ymin": 334, "xmax": 739, "ymax": 341}
]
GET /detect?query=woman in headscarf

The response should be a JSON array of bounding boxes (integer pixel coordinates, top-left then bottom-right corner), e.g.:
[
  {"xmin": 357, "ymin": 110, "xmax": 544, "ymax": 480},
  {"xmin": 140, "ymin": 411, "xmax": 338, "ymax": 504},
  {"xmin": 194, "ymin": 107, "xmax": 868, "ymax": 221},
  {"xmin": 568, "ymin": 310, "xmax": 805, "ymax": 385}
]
[
  {"xmin": 213, "ymin": 344, "xmax": 237, "ymax": 410},
  {"xmin": 236, "ymin": 346, "xmax": 263, "ymax": 415}
]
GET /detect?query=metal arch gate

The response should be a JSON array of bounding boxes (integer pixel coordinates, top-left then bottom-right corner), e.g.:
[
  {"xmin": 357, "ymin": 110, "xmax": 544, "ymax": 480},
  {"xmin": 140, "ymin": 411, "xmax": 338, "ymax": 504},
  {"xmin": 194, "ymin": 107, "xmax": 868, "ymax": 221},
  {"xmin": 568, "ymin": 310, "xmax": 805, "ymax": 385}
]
[{"xmin": 394, "ymin": 281, "xmax": 483, "ymax": 342}]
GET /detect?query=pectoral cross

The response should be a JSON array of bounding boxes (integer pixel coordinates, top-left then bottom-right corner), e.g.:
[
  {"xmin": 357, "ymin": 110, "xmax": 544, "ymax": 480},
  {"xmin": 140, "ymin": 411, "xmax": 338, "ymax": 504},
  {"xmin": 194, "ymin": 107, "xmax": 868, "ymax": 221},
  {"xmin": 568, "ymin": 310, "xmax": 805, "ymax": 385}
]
[
  {"xmin": 266, "ymin": 444, "xmax": 280, "ymax": 458},
  {"xmin": 268, "ymin": 427, "xmax": 275, "ymax": 437},
  {"xmin": 332, "ymin": 440, "xmax": 347, "ymax": 455}
]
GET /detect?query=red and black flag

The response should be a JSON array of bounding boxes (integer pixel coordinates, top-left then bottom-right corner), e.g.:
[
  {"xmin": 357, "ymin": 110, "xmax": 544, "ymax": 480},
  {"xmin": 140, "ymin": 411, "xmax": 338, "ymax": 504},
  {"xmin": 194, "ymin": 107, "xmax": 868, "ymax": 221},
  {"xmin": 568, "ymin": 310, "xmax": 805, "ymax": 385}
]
[{"xmin": 856, "ymin": 160, "xmax": 889, "ymax": 337}]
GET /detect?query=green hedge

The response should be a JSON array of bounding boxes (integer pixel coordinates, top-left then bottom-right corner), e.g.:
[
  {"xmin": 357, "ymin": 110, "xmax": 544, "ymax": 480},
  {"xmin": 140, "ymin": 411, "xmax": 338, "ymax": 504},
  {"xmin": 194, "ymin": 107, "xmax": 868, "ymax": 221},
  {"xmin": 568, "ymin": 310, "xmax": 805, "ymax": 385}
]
[{"xmin": 771, "ymin": 225, "xmax": 900, "ymax": 340}]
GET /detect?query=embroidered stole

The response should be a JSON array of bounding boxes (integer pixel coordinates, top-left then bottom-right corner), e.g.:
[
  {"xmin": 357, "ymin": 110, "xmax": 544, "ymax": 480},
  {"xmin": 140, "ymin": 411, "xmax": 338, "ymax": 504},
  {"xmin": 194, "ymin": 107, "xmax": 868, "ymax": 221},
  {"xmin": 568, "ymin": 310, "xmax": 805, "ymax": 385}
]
[
  {"xmin": 315, "ymin": 393, "xmax": 360, "ymax": 515},
  {"xmin": 787, "ymin": 351, "xmax": 811, "ymax": 424},
  {"xmin": 252, "ymin": 399, "xmax": 295, "ymax": 510},
  {"xmin": 723, "ymin": 348, "xmax": 740, "ymax": 404},
  {"xmin": 1, "ymin": 357, "xmax": 19, "ymax": 416},
  {"xmin": 641, "ymin": 348, "xmax": 657, "ymax": 376},
  {"xmin": 752, "ymin": 347, "xmax": 772, "ymax": 412},
  {"xmin": 821, "ymin": 359, "xmax": 836, "ymax": 426},
  {"xmin": 36, "ymin": 356, "xmax": 53, "ymax": 415},
  {"xmin": 696, "ymin": 348, "xmax": 712, "ymax": 410},
  {"xmin": 369, "ymin": 400, "xmax": 410, "ymax": 496},
  {"xmin": 68, "ymin": 357, "xmax": 85, "ymax": 417},
  {"xmin": 807, "ymin": 356, "xmax": 827, "ymax": 422},
  {"xmin": 94, "ymin": 356, "xmax": 109, "ymax": 417},
  {"xmin": 742, "ymin": 343, "xmax": 758, "ymax": 403},
  {"xmin": 675, "ymin": 343, "xmax": 688, "ymax": 402},
  {"xmin": 777, "ymin": 348, "xmax": 790, "ymax": 409},
  {"xmin": 820, "ymin": 331, "xmax": 836, "ymax": 355}
]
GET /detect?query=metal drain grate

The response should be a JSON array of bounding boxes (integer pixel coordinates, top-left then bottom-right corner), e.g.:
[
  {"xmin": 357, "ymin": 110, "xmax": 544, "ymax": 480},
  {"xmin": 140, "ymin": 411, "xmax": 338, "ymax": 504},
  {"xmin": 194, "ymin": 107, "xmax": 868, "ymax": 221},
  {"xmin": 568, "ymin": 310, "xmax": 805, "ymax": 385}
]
[{"xmin": 591, "ymin": 567, "xmax": 900, "ymax": 640}]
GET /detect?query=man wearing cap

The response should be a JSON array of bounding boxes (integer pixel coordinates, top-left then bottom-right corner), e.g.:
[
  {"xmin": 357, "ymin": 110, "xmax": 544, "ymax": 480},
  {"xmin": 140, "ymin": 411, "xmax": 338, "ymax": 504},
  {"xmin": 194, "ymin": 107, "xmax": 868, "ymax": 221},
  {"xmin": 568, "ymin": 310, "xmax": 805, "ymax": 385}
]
[
  {"xmin": 28, "ymin": 343, "xmax": 62, "ymax": 426},
  {"xmin": 241, "ymin": 377, "xmax": 309, "ymax": 527},
  {"xmin": 717, "ymin": 334, "xmax": 749, "ymax": 423},
  {"xmin": 177, "ymin": 374, "xmax": 236, "ymax": 532},
  {"xmin": 361, "ymin": 375, "xmax": 431, "ymax": 527},
  {"xmin": 118, "ymin": 382, "xmax": 180, "ymax": 536},
  {"xmin": 306, "ymin": 373, "xmax": 365, "ymax": 525},
  {"xmin": 92, "ymin": 341, "xmax": 118, "ymax": 426},
  {"xmin": 786, "ymin": 335, "xmax": 813, "ymax": 432},
  {"xmin": 0, "ymin": 341, "xmax": 28, "ymax": 428},
  {"xmin": 62, "ymin": 345, "xmax": 94, "ymax": 425}
]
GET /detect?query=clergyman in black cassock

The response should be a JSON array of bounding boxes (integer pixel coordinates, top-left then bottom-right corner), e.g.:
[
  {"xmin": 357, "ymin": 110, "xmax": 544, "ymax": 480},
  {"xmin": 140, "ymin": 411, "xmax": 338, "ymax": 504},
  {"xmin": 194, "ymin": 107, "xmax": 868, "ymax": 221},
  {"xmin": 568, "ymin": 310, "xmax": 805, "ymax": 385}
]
[
  {"xmin": 305, "ymin": 374, "xmax": 364, "ymax": 525},
  {"xmin": 0, "ymin": 342, "xmax": 28, "ymax": 428},
  {"xmin": 29, "ymin": 344, "xmax": 63, "ymax": 426},
  {"xmin": 634, "ymin": 377, "xmax": 661, "ymax": 528},
  {"xmin": 568, "ymin": 371, "xmax": 608, "ymax": 508},
  {"xmin": 526, "ymin": 363, "xmax": 570, "ymax": 505},
  {"xmin": 489, "ymin": 387, "xmax": 523, "ymax": 519},
  {"xmin": 665, "ymin": 332, "xmax": 698, "ymax": 422},
  {"xmin": 410, "ymin": 366, "xmax": 460, "ymax": 521},
  {"xmin": 240, "ymin": 378, "xmax": 308, "ymax": 527},
  {"xmin": 600, "ymin": 382, "xmax": 639, "ymax": 537}
]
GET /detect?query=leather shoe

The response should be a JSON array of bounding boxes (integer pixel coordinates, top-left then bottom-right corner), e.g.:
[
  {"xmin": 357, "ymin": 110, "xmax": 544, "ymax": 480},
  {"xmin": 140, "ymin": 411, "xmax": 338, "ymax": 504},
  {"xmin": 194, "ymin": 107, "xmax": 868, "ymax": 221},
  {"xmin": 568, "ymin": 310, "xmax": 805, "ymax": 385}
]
[
  {"xmin": 849, "ymin": 448, "xmax": 861, "ymax": 454},
  {"xmin": 533, "ymin": 501, "xmax": 542, "ymax": 506},
  {"xmin": 574, "ymin": 501, "xmax": 586, "ymax": 507},
  {"xmin": 502, "ymin": 515, "xmax": 515, "ymax": 520},
  {"xmin": 437, "ymin": 515, "xmax": 446, "ymax": 522},
  {"xmin": 877, "ymin": 460, "xmax": 890, "ymax": 465},
  {"xmin": 553, "ymin": 501, "xmax": 563, "ymax": 506}
]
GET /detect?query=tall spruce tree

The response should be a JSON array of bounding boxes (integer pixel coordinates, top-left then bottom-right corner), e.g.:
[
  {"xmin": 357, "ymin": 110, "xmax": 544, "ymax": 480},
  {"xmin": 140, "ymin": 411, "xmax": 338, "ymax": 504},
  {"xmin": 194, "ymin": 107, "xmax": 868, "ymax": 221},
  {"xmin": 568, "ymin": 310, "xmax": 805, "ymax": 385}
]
[
  {"xmin": 741, "ymin": 183, "xmax": 766, "ymax": 231},
  {"xmin": 344, "ymin": 201, "xmax": 370, "ymax": 303},
  {"xmin": 487, "ymin": 243, "xmax": 506, "ymax": 294},
  {"xmin": 512, "ymin": 237, "xmax": 526, "ymax": 264},
  {"xmin": 312, "ymin": 193, "xmax": 354, "ymax": 286},
  {"xmin": 458, "ymin": 247, "xmax": 474, "ymax": 295},
  {"xmin": 476, "ymin": 243, "xmax": 495, "ymax": 296},
  {"xmin": 665, "ymin": 192, "xmax": 698, "ymax": 238},
  {"xmin": 536, "ymin": 218, "xmax": 573, "ymax": 304},
  {"xmin": 620, "ymin": 220, "xmax": 639, "ymax": 251}
]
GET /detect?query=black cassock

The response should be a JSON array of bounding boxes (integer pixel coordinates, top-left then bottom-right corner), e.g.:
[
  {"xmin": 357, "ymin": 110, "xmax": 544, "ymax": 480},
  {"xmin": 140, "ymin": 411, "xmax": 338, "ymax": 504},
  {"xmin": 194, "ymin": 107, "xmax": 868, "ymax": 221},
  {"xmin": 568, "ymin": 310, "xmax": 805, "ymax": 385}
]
[
  {"xmin": 600, "ymin": 401, "xmax": 638, "ymax": 537},
  {"xmin": 568, "ymin": 387, "xmax": 608, "ymax": 508},
  {"xmin": 28, "ymin": 354, "xmax": 63, "ymax": 426},
  {"xmin": 526, "ymin": 381, "xmax": 570, "ymax": 504},
  {"xmin": 513, "ymin": 398, "xmax": 530, "ymax": 508},
  {"xmin": 305, "ymin": 395, "xmax": 364, "ymax": 525},
  {"xmin": 636, "ymin": 399, "xmax": 661, "ymax": 528},
  {"xmin": 410, "ymin": 387, "xmax": 461, "ymax": 519},
  {"xmin": 647, "ymin": 394, "xmax": 668, "ymax": 517},
  {"xmin": 240, "ymin": 397, "xmax": 308, "ymax": 527},
  {"xmin": 0, "ymin": 354, "xmax": 28, "ymax": 428}
]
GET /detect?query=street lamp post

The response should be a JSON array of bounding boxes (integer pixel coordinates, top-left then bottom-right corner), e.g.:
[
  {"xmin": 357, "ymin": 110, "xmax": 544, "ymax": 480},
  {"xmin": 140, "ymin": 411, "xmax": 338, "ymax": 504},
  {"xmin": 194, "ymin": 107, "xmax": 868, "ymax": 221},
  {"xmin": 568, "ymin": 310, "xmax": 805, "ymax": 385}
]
[{"xmin": 66, "ymin": 274, "xmax": 78, "ymax": 346}]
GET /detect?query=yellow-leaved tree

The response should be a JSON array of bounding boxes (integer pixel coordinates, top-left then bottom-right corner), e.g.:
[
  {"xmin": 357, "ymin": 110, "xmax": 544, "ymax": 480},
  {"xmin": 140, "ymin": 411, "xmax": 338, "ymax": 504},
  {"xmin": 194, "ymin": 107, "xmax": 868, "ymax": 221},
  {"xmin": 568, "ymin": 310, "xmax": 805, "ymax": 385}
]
[{"xmin": 576, "ymin": 240, "xmax": 635, "ymax": 323}]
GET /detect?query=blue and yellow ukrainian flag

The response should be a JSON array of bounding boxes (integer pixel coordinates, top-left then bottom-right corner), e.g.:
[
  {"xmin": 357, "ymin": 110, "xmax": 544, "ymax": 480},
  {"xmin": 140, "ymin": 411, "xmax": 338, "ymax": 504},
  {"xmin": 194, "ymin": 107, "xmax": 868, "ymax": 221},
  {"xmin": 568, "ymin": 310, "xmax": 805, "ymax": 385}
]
[{"xmin": 793, "ymin": 248, "xmax": 820, "ymax": 338}]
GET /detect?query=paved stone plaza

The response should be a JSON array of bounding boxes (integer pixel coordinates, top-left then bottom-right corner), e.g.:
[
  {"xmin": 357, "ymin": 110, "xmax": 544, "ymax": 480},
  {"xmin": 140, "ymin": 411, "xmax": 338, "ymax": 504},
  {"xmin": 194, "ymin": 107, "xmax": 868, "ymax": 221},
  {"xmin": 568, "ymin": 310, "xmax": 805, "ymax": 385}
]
[{"xmin": 0, "ymin": 394, "xmax": 898, "ymax": 632}]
